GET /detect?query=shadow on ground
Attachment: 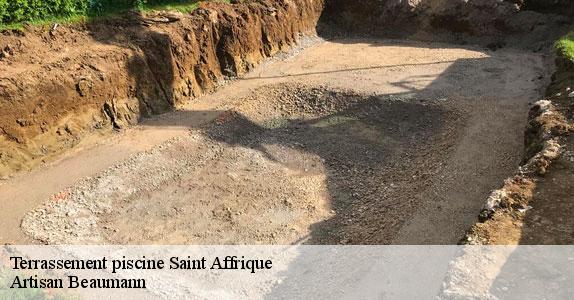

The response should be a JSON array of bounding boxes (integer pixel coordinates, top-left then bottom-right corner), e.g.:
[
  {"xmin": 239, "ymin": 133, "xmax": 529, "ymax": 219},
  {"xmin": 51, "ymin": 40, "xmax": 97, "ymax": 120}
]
[{"xmin": 198, "ymin": 93, "xmax": 455, "ymax": 245}]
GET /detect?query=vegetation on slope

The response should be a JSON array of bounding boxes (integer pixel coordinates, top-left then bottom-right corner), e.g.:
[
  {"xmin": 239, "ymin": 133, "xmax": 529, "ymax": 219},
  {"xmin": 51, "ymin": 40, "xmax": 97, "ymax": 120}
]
[{"xmin": 0, "ymin": 0, "xmax": 227, "ymax": 29}]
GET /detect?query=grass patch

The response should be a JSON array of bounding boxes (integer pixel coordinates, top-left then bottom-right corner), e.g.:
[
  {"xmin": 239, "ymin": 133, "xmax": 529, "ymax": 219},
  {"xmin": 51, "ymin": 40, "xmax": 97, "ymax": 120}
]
[
  {"xmin": 141, "ymin": 0, "xmax": 202, "ymax": 13},
  {"xmin": 0, "ymin": 15, "xmax": 86, "ymax": 30},
  {"xmin": 556, "ymin": 31, "xmax": 574, "ymax": 62},
  {"xmin": 0, "ymin": 0, "xmax": 230, "ymax": 31}
]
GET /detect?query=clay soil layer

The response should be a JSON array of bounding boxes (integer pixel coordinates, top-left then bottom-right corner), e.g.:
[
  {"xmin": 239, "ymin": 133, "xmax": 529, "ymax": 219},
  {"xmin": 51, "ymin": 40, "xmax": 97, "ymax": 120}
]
[{"xmin": 1, "ymin": 38, "xmax": 551, "ymax": 245}]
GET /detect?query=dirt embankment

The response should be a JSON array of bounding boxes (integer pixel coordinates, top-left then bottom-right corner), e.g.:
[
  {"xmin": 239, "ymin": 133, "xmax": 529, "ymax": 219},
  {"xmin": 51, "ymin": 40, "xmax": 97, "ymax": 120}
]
[
  {"xmin": 321, "ymin": 0, "xmax": 569, "ymax": 48},
  {"xmin": 0, "ymin": 0, "xmax": 324, "ymax": 177},
  {"xmin": 465, "ymin": 47, "xmax": 574, "ymax": 245}
]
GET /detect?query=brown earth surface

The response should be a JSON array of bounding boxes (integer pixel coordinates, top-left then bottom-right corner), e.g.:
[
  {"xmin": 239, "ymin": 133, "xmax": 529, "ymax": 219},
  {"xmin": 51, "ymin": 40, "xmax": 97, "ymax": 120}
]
[{"xmin": 1, "ymin": 37, "xmax": 551, "ymax": 244}]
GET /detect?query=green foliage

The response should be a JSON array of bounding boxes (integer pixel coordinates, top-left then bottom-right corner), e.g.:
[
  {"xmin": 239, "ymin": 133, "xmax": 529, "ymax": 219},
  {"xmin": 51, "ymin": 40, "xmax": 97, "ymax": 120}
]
[
  {"xmin": 0, "ymin": 0, "xmax": 89, "ymax": 25},
  {"xmin": 0, "ymin": 0, "xmax": 210, "ymax": 27},
  {"xmin": 556, "ymin": 31, "xmax": 574, "ymax": 62},
  {"xmin": 0, "ymin": 0, "xmax": 8, "ymax": 24}
]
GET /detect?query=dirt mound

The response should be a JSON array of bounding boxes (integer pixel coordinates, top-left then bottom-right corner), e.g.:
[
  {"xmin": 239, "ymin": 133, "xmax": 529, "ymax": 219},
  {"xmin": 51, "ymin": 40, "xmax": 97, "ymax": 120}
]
[{"xmin": 0, "ymin": 0, "xmax": 324, "ymax": 177}]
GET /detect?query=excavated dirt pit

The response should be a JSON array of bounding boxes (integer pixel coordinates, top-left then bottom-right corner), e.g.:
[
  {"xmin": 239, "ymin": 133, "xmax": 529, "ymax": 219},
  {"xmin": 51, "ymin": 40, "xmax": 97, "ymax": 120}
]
[{"xmin": 6, "ymin": 38, "xmax": 551, "ymax": 245}]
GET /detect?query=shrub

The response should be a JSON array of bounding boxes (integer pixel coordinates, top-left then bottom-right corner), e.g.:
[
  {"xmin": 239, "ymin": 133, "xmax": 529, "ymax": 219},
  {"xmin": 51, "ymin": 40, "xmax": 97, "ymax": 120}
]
[
  {"xmin": 0, "ymin": 0, "xmax": 89, "ymax": 24},
  {"xmin": 0, "ymin": 0, "xmax": 8, "ymax": 24}
]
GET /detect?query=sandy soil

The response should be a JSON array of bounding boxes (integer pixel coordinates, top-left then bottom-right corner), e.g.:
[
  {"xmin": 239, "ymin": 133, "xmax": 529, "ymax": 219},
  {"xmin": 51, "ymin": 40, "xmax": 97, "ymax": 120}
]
[{"xmin": 1, "ymin": 37, "xmax": 550, "ymax": 245}]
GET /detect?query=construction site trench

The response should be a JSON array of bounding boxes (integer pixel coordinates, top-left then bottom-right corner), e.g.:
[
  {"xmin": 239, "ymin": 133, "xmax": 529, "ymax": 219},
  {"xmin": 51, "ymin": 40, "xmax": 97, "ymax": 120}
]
[{"xmin": 0, "ymin": 0, "xmax": 571, "ymax": 245}]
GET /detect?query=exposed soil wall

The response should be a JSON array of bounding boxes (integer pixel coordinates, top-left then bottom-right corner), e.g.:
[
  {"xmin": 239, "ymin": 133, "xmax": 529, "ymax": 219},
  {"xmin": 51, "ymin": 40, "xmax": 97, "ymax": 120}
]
[
  {"xmin": 319, "ymin": 0, "xmax": 420, "ymax": 37},
  {"xmin": 320, "ymin": 0, "xmax": 569, "ymax": 48},
  {"xmin": 0, "ymin": 0, "xmax": 324, "ymax": 176}
]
